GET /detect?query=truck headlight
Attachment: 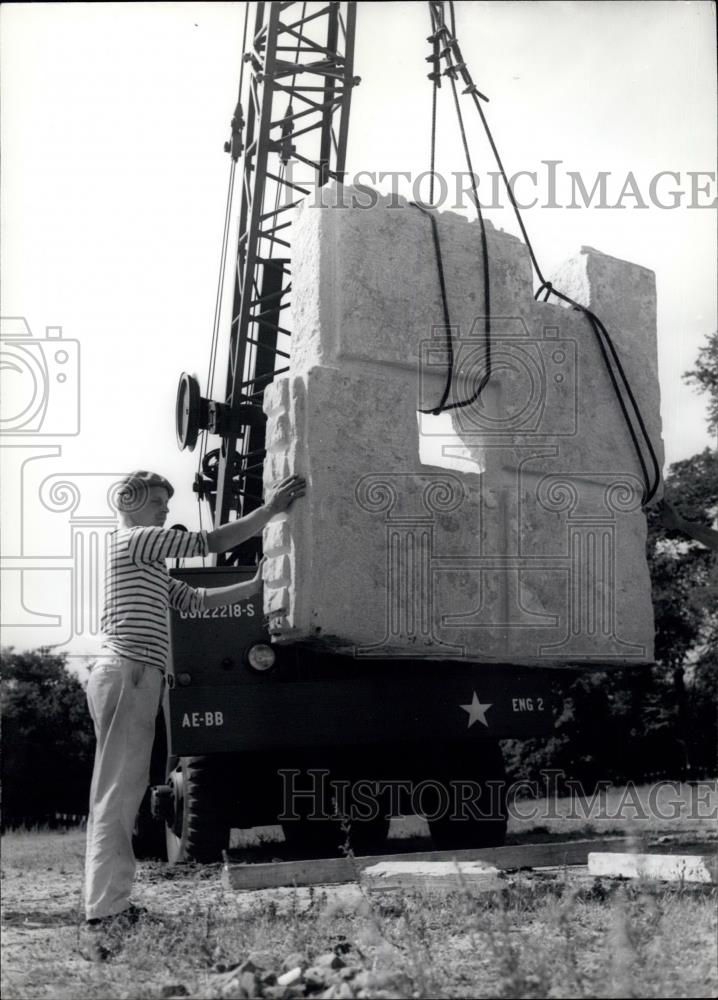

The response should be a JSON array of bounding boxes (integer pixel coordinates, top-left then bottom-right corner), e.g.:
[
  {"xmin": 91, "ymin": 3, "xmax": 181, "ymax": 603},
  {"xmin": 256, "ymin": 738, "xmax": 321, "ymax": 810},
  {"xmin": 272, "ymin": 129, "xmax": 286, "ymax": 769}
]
[{"xmin": 247, "ymin": 643, "xmax": 276, "ymax": 672}]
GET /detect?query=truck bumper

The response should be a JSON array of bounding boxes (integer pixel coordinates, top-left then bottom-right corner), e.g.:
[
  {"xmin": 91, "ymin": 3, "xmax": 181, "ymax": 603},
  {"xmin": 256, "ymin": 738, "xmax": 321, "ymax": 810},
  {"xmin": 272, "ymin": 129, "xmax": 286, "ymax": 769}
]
[{"xmin": 167, "ymin": 668, "xmax": 557, "ymax": 756}]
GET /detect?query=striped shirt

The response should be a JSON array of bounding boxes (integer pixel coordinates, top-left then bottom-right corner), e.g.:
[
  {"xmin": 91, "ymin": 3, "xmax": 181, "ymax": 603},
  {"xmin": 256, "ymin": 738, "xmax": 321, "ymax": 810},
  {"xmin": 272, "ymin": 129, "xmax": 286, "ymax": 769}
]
[{"xmin": 100, "ymin": 526, "xmax": 209, "ymax": 670}]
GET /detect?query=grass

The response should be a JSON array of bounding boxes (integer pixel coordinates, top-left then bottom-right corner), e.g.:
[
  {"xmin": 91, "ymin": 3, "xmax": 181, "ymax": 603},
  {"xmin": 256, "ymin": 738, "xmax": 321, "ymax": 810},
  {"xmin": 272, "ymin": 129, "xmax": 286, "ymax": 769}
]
[
  {"xmin": 387, "ymin": 779, "xmax": 718, "ymax": 844},
  {"xmin": 2, "ymin": 784, "xmax": 717, "ymax": 999},
  {"xmin": 231, "ymin": 779, "xmax": 718, "ymax": 851}
]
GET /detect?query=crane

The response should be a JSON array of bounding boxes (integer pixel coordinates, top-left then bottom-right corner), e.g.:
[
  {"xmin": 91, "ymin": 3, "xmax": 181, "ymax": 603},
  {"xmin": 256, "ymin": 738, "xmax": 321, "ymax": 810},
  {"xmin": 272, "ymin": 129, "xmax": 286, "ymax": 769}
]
[
  {"xmin": 139, "ymin": 0, "xmax": 659, "ymax": 864},
  {"xmin": 175, "ymin": 1, "xmax": 359, "ymax": 564}
]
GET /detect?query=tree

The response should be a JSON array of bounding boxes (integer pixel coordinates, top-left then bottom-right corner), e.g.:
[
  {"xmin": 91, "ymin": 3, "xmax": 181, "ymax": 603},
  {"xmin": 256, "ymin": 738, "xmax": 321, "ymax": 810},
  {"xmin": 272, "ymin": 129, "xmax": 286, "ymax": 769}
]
[
  {"xmin": 503, "ymin": 449, "xmax": 717, "ymax": 789},
  {"xmin": 1, "ymin": 647, "xmax": 95, "ymax": 828},
  {"xmin": 646, "ymin": 450, "xmax": 717, "ymax": 665},
  {"xmin": 684, "ymin": 329, "xmax": 718, "ymax": 437},
  {"xmin": 504, "ymin": 338, "xmax": 717, "ymax": 788}
]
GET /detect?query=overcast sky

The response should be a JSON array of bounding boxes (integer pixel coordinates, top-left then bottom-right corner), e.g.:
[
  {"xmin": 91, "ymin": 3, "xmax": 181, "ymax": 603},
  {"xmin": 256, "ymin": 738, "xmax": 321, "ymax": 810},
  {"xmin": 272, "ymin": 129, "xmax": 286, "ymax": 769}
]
[{"xmin": 1, "ymin": 1, "xmax": 716, "ymax": 660}]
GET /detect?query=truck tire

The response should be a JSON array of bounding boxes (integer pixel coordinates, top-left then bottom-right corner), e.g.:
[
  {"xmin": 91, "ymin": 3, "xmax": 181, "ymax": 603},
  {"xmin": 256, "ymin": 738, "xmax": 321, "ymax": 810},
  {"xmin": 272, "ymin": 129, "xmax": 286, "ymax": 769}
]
[
  {"xmin": 342, "ymin": 814, "xmax": 391, "ymax": 856},
  {"xmin": 133, "ymin": 787, "xmax": 167, "ymax": 861},
  {"xmin": 279, "ymin": 752, "xmax": 391, "ymax": 858},
  {"xmin": 427, "ymin": 740, "xmax": 508, "ymax": 851},
  {"xmin": 165, "ymin": 756, "xmax": 232, "ymax": 864},
  {"xmin": 133, "ymin": 708, "xmax": 169, "ymax": 860},
  {"xmin": 280, "ymin": 816, "xmax": 346, "ymax": 857},
  {"xmin": 281, "ymin": 813, "xmax": 391, "ymax": 858},
  {"xmin": 339, "ymin": 755, "xmax": 392, "ymax": 856}
]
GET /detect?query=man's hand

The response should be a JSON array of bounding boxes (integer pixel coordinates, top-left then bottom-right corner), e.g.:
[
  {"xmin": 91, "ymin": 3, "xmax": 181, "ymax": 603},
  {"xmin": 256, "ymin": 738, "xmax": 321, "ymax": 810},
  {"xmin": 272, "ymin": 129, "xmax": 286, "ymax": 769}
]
[
  {"xmin": 266, "ymin": 474, "xmax": 307, "ymax": 516},
  {"xmin": 250, "ymin": 556, "xmax": 267, "ymax": 594},
  {"xmin": 207, "ymin": 474, "xmax": 307, "ymax": 555},
  {"xmin": 203, "ymin": 556, "xmax": 266, "ymax": 607}
]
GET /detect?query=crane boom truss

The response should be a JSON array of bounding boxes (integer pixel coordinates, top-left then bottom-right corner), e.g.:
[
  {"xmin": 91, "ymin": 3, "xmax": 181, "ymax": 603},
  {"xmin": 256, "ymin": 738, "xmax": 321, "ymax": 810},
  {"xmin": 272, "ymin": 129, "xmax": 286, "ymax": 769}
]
[{"xmin": 202, "ymin": 1, "xmax": 357, "ymax": 562}]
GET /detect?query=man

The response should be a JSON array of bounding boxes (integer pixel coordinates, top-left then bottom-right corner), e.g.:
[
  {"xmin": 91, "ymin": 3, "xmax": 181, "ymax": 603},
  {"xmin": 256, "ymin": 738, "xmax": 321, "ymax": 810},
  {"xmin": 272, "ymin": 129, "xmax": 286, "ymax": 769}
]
[{"xmin": 83, "ymin": 468, "xmax": 305, "ymax": 954}]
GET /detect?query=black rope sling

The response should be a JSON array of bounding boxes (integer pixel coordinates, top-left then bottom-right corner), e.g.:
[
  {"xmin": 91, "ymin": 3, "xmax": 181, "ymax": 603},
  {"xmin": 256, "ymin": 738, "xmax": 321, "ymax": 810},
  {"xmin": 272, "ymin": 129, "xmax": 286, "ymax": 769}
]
[{"xmin": 417, "ymin": 0, "xmax": 661, "ymax": 507}]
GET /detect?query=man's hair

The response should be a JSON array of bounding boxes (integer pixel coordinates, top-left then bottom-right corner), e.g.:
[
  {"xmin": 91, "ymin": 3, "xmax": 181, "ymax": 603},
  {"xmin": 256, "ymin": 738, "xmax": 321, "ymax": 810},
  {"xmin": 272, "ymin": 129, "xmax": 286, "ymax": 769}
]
[{"xmin": 115, "ymin": 470, "xmax": 174, "ymax": 512}]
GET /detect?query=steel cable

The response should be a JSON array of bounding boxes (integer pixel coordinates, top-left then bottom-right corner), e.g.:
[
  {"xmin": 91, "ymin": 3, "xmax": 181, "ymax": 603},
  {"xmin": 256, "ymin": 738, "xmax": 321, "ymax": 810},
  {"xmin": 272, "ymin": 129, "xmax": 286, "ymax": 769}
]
[{"xmin": 421, "ymin": 0, "xmax": 661, "ymax": 504}]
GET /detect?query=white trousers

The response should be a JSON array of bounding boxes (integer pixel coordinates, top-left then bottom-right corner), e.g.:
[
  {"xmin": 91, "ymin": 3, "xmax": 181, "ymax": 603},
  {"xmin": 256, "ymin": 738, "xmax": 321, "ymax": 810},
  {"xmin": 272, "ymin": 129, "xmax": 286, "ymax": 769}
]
[{"xmin": 84, "ymin": 656, "xmax": 163, "ymax": 920}]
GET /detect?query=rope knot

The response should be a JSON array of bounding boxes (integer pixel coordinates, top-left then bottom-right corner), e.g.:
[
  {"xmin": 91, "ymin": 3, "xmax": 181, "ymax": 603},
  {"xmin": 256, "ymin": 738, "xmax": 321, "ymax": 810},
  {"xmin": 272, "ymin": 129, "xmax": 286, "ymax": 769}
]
[{"xmin": 535, "ymin": 281, "xmax": 554, "ymax": 302}]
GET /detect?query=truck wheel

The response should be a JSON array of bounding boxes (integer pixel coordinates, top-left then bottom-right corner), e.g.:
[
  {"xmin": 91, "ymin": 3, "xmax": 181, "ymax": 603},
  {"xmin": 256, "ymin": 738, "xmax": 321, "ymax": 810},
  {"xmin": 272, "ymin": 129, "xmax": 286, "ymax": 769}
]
[
  {"xmin": 341, "ymin": 814, "xmax": 391, "ymax": 857},
  {"xmin": 133, "ymin": 787, "xmax": 167, "ymax": 860},
  {"xmin": 165, "ymin": 756, "xmax": 232, "ymax": 864},
  {"xmin": 427, "ymin": 741, "xmax": 508, "ymax": 851},
  {"xmin": 133, "ymin": 707, "xmax": 168, "ymax": 860},
  {"xmin": 281, "ymin": 816, "xmax": 346, "ymax": 858},
  {"xmin": 281, "ymin": 813, "xmax": 391, "ymax": 858},
  {"xmin": 279, "ymin": 759, "xmax": 391, "ymax": 858}
]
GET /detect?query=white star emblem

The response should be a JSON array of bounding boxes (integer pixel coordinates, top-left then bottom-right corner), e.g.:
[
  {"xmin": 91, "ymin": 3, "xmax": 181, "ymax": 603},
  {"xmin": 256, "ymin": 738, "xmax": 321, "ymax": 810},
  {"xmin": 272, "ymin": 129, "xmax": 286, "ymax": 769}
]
[{"xmin": 460, "ymin": 691, "xmax": 492, "ymax": 728}]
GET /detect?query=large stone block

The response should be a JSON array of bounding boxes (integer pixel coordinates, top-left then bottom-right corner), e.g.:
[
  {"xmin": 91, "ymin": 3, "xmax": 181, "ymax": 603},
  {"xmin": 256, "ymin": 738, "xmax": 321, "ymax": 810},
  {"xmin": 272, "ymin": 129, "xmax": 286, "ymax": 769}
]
[
  {"xmin": 290, "ymin": 188, "xmax": 534, "ymax": 380},
  {"xmin": 263, "ymin": 184, "xmax": 663, "ymax": 664}
]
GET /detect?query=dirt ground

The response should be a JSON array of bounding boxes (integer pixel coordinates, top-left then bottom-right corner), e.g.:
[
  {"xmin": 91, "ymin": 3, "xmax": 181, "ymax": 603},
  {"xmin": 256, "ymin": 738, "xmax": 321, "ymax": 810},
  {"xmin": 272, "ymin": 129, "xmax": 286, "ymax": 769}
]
[
  {"xmin": 2, "ymin": 790, "xmax": 717, "ymax": 1000},
  {"xmin": 1, "ymin": 828, "xmax": 334, "ymax": 999}
]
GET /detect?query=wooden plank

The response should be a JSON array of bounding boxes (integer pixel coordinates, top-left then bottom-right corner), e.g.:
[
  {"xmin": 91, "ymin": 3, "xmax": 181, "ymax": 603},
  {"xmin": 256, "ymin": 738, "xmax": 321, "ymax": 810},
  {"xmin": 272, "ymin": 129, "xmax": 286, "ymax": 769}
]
[
  {"xmin": 222, "ymin": 837, "xmax": 631, "ymax": 891},
  {"xmin": 361, "ymin": 859, "xmax": 505, "ymax": 893},
  {"xmin": 588, "ymin": 852, "xmax": 718, "ymax": 884}
]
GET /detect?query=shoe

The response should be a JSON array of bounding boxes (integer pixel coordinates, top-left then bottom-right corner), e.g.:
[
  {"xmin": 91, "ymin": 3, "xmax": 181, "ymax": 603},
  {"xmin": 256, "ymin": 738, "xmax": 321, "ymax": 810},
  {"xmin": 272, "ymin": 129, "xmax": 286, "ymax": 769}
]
[
  {"xmin": 114, "ymin": 903, "xmax": 148, "ymax": 926},
  {"xmin": 80, "ymin": 904, "xmax": 149, "ymax": 962},
  {"xmin": 79, "ymin": 924, "xmax": 114, "ymax": 963},
  {"xmin": 87, "ymin": 903, "xmax": 148, "ymax": 928}
]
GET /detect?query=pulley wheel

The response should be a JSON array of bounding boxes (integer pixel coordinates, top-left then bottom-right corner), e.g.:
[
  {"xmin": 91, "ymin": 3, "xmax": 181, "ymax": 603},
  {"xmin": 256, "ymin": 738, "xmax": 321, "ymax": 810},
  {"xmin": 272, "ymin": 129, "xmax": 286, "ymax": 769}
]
[{"xmin": 176, "ymin": 372, "xmax": 201, "ymax": 451}]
